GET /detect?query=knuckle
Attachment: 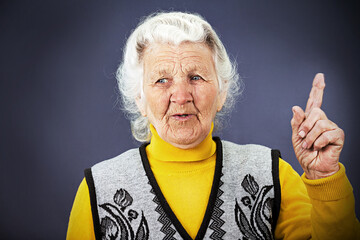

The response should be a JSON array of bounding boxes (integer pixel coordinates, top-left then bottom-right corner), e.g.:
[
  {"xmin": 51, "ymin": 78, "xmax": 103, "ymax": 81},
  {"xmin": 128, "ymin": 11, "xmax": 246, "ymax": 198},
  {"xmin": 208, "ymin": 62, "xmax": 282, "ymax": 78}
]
[
  {"xmin": 330, "ymin": 120, "xmax": 339, "ymax": 128},
  {"xmin": 301, "ymin": 122, "xmax": 310, "ymax": 132},
  {"xmin": 290, "ymin": 118, "xmax": 295, "ymax": 126},
  {"xmin": 314, "ymin": 135, "xmax": 327, "ymax": 149},
  {"xmin": 337, "ymin": 128, "xmax": 345, "ymax": 143},
  {"xmin": 321, "ymin": 132, "xmax": 330, "ymax": 144},
  {"xmin": 339, "ymin": 128, "xmax": 345, "ymax": 137},
  {"xmin": 313, "ymin": 107, "xmax": 323, "ymax": 116},
  {"xmin": 317, "ymin": 120, "xmax": 327, "ymax": 129},
  {"xmin": 291, "ymin": 118, "xmax": 299, "ymax": 128}
]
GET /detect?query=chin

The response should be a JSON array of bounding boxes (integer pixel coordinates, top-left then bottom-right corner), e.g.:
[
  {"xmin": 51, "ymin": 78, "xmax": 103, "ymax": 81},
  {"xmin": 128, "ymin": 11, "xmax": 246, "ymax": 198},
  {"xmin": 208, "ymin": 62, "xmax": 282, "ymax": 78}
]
[
  {"xmin": 159, "ymin": 122, "xmax": 210, "ymax": 148},
  {"xmin": 169, "ymin": 131, "xmax": 205, "ymax": 149}
]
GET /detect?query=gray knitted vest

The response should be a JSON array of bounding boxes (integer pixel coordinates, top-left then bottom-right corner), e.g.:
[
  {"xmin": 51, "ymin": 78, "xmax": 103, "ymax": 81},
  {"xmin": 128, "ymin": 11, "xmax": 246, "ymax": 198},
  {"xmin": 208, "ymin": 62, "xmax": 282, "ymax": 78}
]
[{"xmin": 85, "ymin": 137, "xmax": 281, "ymax": 240}]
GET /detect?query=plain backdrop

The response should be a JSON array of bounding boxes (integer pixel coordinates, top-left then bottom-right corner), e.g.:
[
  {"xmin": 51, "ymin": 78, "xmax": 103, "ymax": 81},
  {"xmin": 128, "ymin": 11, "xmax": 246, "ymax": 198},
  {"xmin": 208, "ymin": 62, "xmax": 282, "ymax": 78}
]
[{"xmin": 1, "ymin": 1, "xmax": 359, "ymax": 239}]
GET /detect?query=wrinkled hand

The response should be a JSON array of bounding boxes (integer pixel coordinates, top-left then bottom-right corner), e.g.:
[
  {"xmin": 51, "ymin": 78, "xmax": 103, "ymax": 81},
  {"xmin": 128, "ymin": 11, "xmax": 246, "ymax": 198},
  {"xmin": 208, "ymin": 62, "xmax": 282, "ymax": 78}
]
[{"xmin": 291, "ymin": 73, "xmax": 345, "ymax": 180}]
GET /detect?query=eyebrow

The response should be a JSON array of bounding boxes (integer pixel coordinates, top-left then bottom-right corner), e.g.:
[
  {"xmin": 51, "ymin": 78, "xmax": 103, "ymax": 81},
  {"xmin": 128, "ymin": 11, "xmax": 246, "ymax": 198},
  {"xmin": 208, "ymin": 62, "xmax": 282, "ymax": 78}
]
[
  {"xmin": 183, "ymin": 64, "xmax": 210, "ymax": 74},
  {"xmin": 148, "ymin": 64, "xmax": 175, "ymax": 78}
]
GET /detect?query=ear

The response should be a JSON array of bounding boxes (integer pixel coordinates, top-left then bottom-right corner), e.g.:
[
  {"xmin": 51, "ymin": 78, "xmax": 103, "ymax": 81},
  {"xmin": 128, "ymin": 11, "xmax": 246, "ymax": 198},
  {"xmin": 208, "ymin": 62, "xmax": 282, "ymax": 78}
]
[
  {"xmin": 135, "ymin": 95, "xmax": 147, "ymax": 117},
  {"xmin": 217, "ymin": 89, "xmax": 227, "ymax": 112}
]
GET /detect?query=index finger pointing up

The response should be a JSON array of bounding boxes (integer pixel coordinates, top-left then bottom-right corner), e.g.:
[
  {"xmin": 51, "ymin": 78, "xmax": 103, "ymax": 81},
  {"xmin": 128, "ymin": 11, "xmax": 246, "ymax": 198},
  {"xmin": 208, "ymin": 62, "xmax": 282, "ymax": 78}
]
[{"xmin": 305, "ymin": 73, "xmax": 326, "ymax": 115}]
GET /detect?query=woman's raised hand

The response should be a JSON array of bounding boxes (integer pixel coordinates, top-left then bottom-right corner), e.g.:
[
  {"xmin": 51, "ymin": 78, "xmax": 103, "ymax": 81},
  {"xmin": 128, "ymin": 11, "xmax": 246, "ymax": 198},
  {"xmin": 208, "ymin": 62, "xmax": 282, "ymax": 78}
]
[{"xmin": 291, "ymin": 73, "xmax": 345, "ymax": 180}]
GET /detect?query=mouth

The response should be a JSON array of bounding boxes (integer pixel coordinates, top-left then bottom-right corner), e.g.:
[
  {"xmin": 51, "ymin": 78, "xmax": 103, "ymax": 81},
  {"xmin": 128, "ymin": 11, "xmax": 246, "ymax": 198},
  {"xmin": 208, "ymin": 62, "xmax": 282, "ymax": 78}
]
[{"xmin": 171, "ymin": 113, "xmax": 194, "ymax": 121}]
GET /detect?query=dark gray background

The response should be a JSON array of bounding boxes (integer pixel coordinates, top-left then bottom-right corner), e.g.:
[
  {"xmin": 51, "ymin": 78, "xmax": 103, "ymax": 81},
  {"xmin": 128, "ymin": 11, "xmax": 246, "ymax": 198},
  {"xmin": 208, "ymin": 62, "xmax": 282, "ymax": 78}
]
[{"xmin": 1, "ymin": 1, "xmax": 359, "ymax": 239}]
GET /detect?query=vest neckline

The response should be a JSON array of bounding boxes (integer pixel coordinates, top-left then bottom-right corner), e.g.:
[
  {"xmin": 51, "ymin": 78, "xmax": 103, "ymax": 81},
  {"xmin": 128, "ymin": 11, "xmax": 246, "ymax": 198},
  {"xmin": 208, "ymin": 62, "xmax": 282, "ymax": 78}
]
[{"xmin": 139, "ymin": 137, "xmax": 224, "ymax": 240}]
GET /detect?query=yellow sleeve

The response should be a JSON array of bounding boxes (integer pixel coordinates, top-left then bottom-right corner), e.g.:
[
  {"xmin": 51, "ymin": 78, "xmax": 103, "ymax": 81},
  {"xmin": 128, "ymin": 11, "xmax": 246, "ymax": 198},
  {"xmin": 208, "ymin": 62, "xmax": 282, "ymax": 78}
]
[
  {"xmin": 66, "ymin": 178, "xmax": 96, "ymax": 240},
  {"xmin": 301, "ymin": 163, "xmax": 360, "ymax": 240},
  {"xmin": 275, "ymin": 159, "xmax": 360, "ymax": 240}
]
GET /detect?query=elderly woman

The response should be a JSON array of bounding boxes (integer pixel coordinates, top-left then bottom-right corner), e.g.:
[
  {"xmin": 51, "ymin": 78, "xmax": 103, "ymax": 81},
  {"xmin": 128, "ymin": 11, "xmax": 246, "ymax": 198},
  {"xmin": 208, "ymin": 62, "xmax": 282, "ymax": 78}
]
[{"xmin": 67, "ymin": 12, "xmax": 359, "ymax": 239}]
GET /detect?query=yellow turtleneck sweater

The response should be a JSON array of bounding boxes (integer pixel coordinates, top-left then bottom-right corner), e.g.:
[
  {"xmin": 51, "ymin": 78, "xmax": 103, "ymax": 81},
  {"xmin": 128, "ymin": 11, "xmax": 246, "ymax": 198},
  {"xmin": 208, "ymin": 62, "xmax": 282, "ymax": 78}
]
[
  {"xmin": 66, "ymin": 126, "xmax": 359, "ymax": 240},
  {"xmin": 145, "ymin": 124, "xmax": 217, "ymax": 238}
]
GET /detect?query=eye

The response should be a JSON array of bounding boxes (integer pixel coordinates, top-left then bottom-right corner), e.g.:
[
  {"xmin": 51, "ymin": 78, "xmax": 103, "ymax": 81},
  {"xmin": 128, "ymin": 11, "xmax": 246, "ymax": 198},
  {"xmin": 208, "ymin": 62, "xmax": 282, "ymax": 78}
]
[
  {"xmin": 156, "ymin": 78, "xmax": 168, "ymax": 84},
  {"xmin": 191, "ymin": 75, "xmax": 203, "ymax": 81}
]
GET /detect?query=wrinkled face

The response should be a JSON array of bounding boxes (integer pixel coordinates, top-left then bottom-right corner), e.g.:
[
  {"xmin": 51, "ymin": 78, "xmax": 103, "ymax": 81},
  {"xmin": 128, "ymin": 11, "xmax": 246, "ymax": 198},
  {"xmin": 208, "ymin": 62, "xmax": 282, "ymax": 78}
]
[{"xmin": 137, "ymin": 42, "xmax": 226, "ymax": 149}]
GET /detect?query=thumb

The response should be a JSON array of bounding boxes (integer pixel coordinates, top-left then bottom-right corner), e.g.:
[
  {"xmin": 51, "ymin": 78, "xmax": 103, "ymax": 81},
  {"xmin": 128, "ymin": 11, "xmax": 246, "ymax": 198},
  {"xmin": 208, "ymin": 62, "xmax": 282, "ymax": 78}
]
[{"xmin": 291, "ymin": 106, "xmax": 305, "ymax": 137}]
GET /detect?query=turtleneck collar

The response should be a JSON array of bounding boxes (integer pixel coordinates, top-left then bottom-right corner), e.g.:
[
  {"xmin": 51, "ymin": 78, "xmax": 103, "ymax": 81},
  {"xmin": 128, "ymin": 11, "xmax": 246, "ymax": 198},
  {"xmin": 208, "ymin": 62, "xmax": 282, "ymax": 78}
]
[{"xmin": 146, "ymin": 124, "xmax": 216, "ymax": 162}]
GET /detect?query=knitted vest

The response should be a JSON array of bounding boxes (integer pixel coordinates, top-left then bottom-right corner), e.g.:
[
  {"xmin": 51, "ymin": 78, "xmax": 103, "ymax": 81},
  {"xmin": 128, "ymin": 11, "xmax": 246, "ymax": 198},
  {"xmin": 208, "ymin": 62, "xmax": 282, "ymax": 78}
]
[{"xmin": 85, "ymin": 137, "xmax": 281, "ymax": 240}]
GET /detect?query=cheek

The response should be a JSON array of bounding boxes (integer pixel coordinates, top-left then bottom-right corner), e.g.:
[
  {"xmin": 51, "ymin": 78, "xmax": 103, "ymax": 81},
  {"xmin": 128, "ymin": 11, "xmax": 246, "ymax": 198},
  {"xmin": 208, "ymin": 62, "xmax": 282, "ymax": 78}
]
[
  {"xmin": 194, "ymin": 86, "xmax": 219, "ymax": 116},
  {"xmin": 145, "ymin": 90, "xmax": 170, "ymax": 116}
]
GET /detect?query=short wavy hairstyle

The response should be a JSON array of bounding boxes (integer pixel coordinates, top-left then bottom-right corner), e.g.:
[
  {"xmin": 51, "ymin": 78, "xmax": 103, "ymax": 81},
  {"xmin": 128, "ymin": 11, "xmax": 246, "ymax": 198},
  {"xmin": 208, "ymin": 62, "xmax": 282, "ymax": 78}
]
[{"xmin": 116, "ymin": 11, "xmax": 241, "ymax": 142}]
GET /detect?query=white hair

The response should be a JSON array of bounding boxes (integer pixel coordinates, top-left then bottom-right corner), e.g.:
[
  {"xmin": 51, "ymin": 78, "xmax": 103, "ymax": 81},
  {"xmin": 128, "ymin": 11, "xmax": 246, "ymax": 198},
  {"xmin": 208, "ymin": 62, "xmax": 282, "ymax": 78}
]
[{"xmin": 116, "ymin": 11, "xmax": 241, "ymax": 142}]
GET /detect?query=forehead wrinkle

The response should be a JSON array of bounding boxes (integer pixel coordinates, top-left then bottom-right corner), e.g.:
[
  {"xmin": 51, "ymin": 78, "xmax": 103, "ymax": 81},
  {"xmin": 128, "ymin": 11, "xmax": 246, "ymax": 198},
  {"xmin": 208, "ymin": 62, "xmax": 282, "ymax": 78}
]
[
  {"xmin": 181, "ymin": 61, "xmax": 211, "ymax": 75},
  {"xmin": 149, "ymin": 62, "xmax": 177, "ymax": 78},
  {"xmin": 178, "ymin": 52, "xmax": 213, "ymax": 70},
  {"xmin": 157, "ymin": 48, "xmax": 204, "ymax": 61},
  {"xmin": 145, "ymin": 45, "xmax": 214, "ymax": 78},
  {"xmin": 178, "ymin": 54, "xmax": 203, "ymax": 62}
]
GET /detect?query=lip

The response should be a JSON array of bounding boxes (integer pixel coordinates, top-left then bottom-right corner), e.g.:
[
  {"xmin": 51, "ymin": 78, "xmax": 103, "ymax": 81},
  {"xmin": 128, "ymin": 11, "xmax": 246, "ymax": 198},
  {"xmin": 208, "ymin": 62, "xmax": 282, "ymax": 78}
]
[{"xmin": 171, "ymin": 113, "xmax": 195, "ymax": 121}]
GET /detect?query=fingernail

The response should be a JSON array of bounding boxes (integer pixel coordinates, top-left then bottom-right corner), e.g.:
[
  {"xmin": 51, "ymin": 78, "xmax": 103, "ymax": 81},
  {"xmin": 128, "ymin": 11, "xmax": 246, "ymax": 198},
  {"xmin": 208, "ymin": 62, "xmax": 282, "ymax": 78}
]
[
  {"xmin": 298, "ymin": 130, "xmax": 305, "ymax": 138},
  {"xmin": 302, "ymin": 141, "xmax": 308, "ymax": 149}
]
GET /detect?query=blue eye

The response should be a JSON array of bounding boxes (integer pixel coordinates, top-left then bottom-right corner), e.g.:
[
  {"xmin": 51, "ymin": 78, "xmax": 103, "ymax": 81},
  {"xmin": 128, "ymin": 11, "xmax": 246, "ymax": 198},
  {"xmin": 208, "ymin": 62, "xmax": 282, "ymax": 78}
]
[
  {"xmin": 156, "ymin": 78, "xmax": 168, "ymax": 84},
  {"xmin": 191, "ymin": 75, "xmax": 202, "ymax": 81}
]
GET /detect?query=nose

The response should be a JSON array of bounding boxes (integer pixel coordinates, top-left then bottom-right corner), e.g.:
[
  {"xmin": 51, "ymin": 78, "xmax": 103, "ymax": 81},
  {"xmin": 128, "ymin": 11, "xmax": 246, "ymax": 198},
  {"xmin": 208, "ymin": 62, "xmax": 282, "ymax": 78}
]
[{"xmin": 170, "ymin": 81, "xmax": 193, "ymax": 105}]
